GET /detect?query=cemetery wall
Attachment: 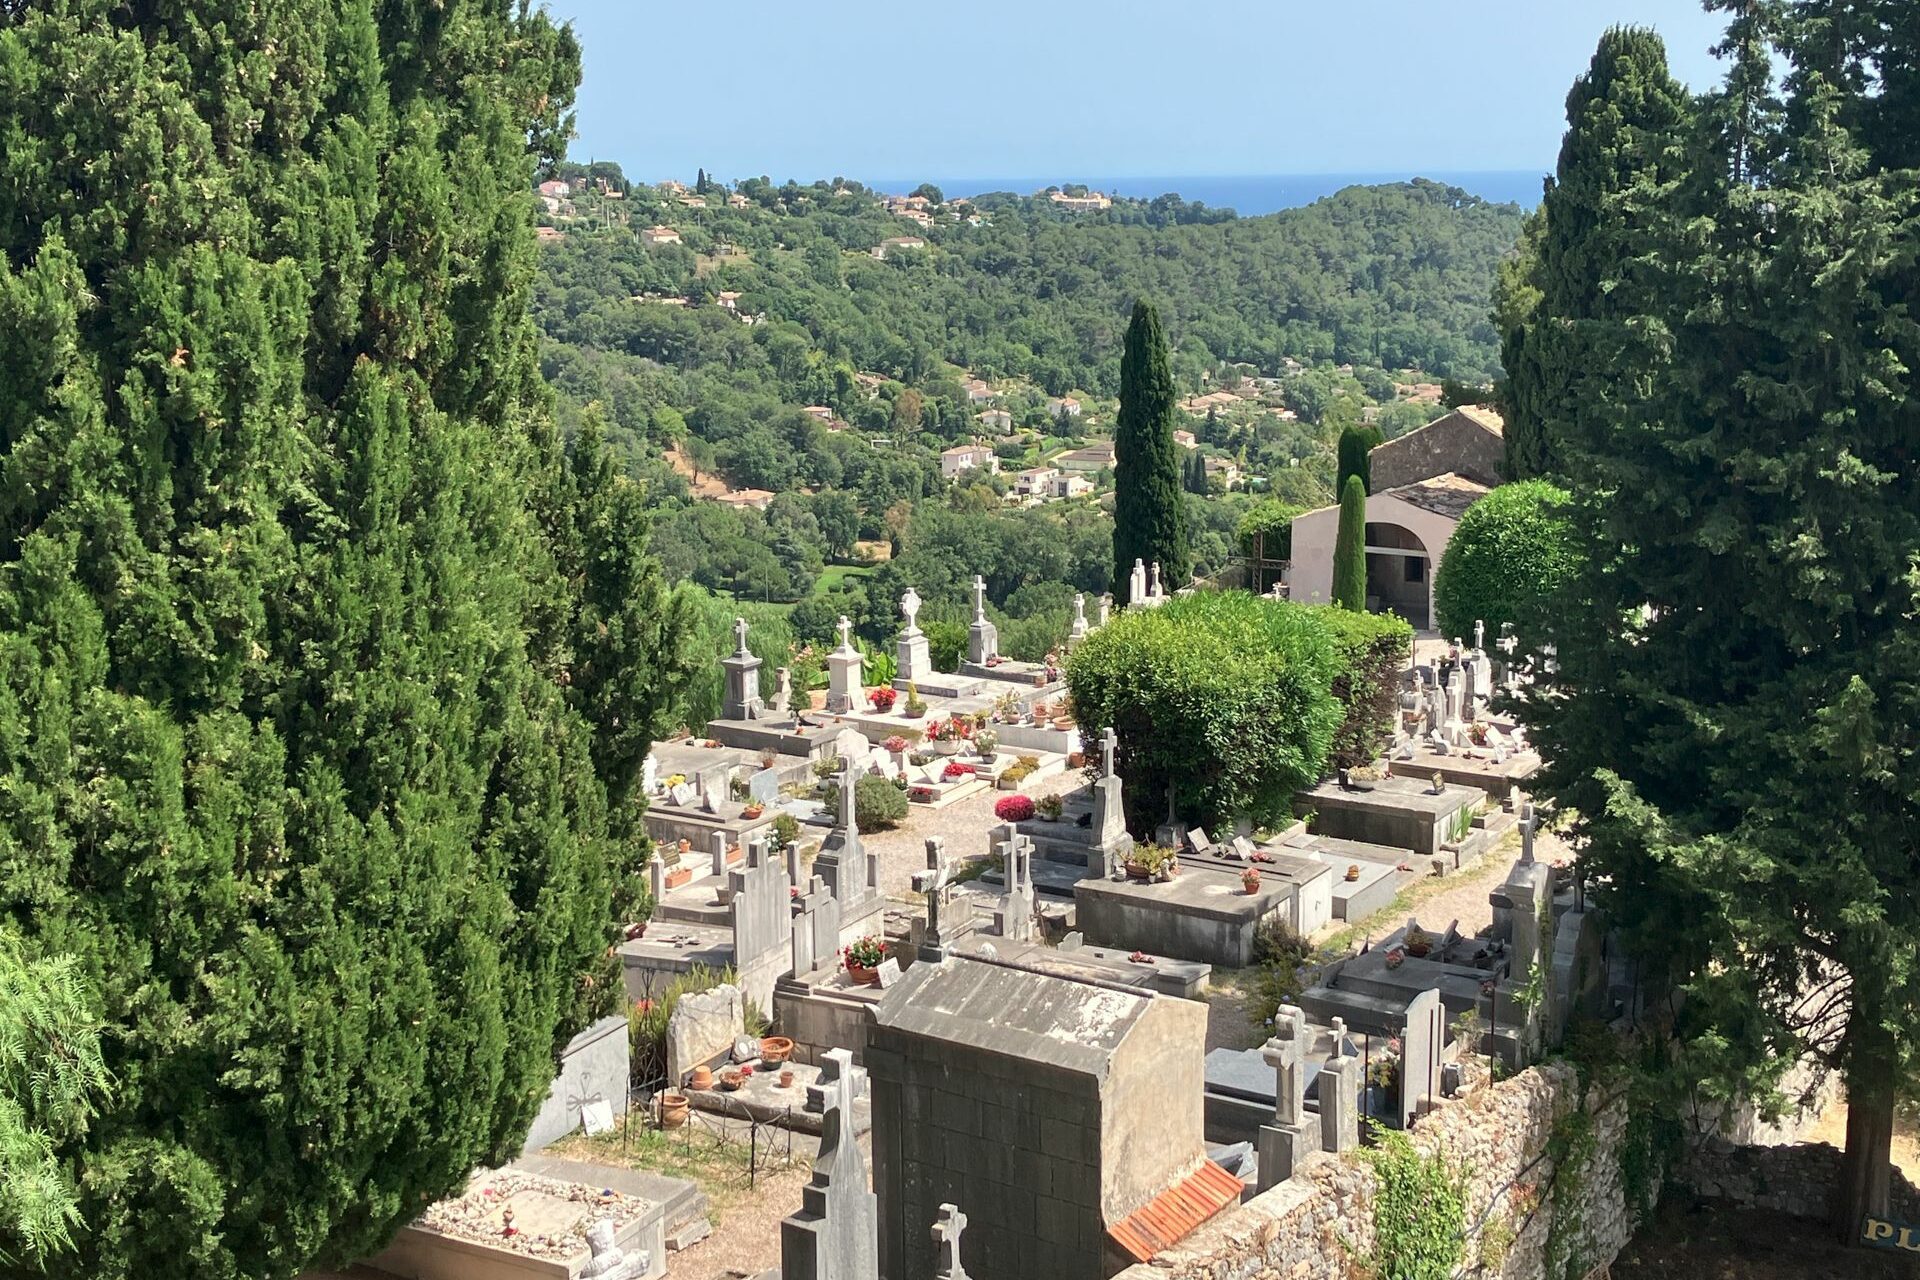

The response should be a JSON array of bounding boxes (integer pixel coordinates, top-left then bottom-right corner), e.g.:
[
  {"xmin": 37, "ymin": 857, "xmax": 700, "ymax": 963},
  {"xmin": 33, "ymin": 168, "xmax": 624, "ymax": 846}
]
[
  {"xmin": 1676, "ymin": 1137, "xmax": 1920, "ymax": 1223},
  {"xmin": 1110, "ymin": 1060, "xmax": 1638, "ymax": 1280}
]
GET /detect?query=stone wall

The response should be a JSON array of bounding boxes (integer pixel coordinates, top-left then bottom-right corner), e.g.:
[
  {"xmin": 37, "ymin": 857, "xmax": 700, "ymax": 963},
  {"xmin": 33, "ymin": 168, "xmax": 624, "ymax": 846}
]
[
  {"xmin": 1677, "ymin": 1137, "xmax": 1920, "ymax": 1223},
  {"xmin": 1112, "ymin": 1061, "xmax": 1638, "ymax": 1280}
]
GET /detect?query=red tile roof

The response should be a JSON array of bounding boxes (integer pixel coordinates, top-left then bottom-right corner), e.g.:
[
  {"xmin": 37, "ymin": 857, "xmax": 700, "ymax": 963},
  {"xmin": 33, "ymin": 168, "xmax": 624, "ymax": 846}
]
[{"xmin": 1105, "ymin": 1159, "xmax": 1241, "ymax": 1263}]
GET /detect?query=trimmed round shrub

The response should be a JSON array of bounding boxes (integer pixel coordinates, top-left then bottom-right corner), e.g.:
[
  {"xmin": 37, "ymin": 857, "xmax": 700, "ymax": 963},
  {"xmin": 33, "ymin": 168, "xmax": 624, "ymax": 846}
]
[
  {"xmin": 1311, "ymin": 606, "xmax": 1415, "ymax": 769},
  {"xmin": 995, "ymin": 794, "xmax": 1037, "ymax": 822},
  {"xmin": 824, "ymin": 774, "xmax": 910, "ymax": 830},
  {"xmin": 1433, "ymin": 480, "xmax": 1575, "ymax": 647},
  {"xmin": 1065, "ymin": 592, "xmax": 1341, "ymax": 834}
]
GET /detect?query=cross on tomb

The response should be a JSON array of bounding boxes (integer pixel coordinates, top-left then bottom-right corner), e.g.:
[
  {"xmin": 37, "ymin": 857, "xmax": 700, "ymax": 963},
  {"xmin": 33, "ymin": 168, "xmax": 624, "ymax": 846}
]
[
  {"xmin": 900, "ymin": 586, "xmax": 922, "ymax": 632},
  {"xmin": 931, "ymin": 1203, "xmax": 970, "ymax": 1279},
  {"xmin": 732, "ymin": 615, "xmax": 750, "ymax": 656},
  {"xmin": 1262, "ymin": 1004, "xmax": 1310, "ymax": 1127},
  {"xmin": 1519, "ymin": 802, "xmax": 1537, "ymax": 865},
  {"xmin": 836, "ymin": 614, "xmax": 855, "ymax": 651},
  {"xmin": 972, "ymin": 575, "xmax": 988, "ymax": 622},
  {"xmin": 1101, "ymin": 726, "xmax": 1119, "ymax": 779}
]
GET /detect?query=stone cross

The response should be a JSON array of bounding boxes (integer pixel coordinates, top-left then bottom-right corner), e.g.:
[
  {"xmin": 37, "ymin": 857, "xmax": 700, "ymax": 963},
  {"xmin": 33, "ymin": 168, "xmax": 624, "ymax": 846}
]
[
  {"xmin": 773, "ymin": 667, "xmax": 793, "ymax": 717},
  {"xmin": 1101, "ymin": 726, "xmax": 1119, "ymax": 779},
  {"xmin": 1474, "ymin": 619, "xmax": 1486, "ymax": 653},
  {"xmin": 1148, "ymin": 561, "xmax": 1162, "ymax": 597},
  {"xmin": 1067, "ymin": 592, "xmax": 1088, "ymax": 644},
  {"xmin": 1263, "ymin": 1005, "xmax": 1309, "ymax": 1126},
  {"xmin": 1519, "ymin": 801, "xmax": 1537, "ymax": 865},
  {"xmin": 733, "ymin": 615, "xmax": 751, "ymax": 656},
  {"xmin": 931, "ymin": 1203, "xmax": 970, "ymax": 1279},
  {"xmin": 1330, "ymin": 1016, "xmax": 1349, "ymax": 1058},
  {"xmin": 972, "ymin": 575, "xmax": 988, "ymax": 622},
  {"xmin": 837, "ymin": 614, "xmax": 855, "ymax": 652},
  {"xmin": 1097, "ymin": 594, "xmax": 1112, "ymax": 627},
  {"xmin": 900, "ymin": 586, "xmax": 922, "ymax": 634},
  {"xmin": 783, "ymin": 1047, "xmax": 877, "ymax": 1280},
  {"xmin": 839, "ymin": 757, "xmax": 860, "ymax": 834}
]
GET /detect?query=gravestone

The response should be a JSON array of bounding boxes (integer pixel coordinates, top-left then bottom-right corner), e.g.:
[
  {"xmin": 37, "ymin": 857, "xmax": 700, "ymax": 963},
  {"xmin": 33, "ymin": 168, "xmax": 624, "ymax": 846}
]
[
  {"xmin": 1519, "ymin": 801, "xmax": 1537, "ymax": 865},
  {"xmin": 772, "ymin": 666, "xmax": 794, "ymax": 718},
  {"xmin": 790, "ymin": 875, "xmax": 842, "ymax": 979},
  {"xmin": 1398, "ymin": 988, "xmax": 1443, "ymax": 1128},
  {"xmin": 1256, "ymin": 1004, "xmax": 1320, "ymax": 1191},
  {"xmin": 780, "ymin": 1049, "xmax": 878, "ymax": 1280},
  {"xmin": 709, "ymin": 830, "xmax": 730, "ymax": 880},
  {"xmin": 1097, "ymin": 594, "xmax": 1112, "ymax": 628},
  {"xmin": 642, "ymin": 753, "xmax": 658, "ymax": 797},
  {"xmin": 931, "ymin": 1204, "xmax": 971, "ymax": 1280},
  {"xmin": 966, "ymin": 575, "xmax": 998, "ymax": 665},
  {"xmin": 1319, "ymin": 1017, "xmax": 1361, "ymax": 1154},
  {"xmin": 815, "ymin": 758, "xmax": 865, "ymax": 902},
  {"xmin": 994, "ymin": 825, "xmax": 1037, "ymax": 943},
  {"xmin": 1066, "ymin": 593, "xmax": 1089, "ymax": 649},
  {"xmin": 669, "ymin": 781, "xmax": 696, "ymax": 808},
  {"xmin": 722, "ymin": 616, "xmax": 765, "ymax": 721},
  {"xmin": 666, "ymin": 983, "xmax": 744, "ymax": 1085},
  {"xmin": 895, "ymin": 587, "xmax": 932, "ymax": 686},
  {"xmin": 748, "ymin": 768, "xmax": 782, "ymax": 805},
  {"xmin": 729, "ymin": 837, "xmax": 790, "ymax": 972},
  {"xmin": 1128, "ymin": 559, "xmax": 1148, "ymax": 605},
  {"xmin": 913, "ymin": 837, "xmax": 975, "ymax": 960},
  {"xmin": 825, "ymin": 616, "xmax": 870, "ymax": 715},
  {"xmin": 1087, "ymin": 728, "xmax": 1133, "ymax": 876}
]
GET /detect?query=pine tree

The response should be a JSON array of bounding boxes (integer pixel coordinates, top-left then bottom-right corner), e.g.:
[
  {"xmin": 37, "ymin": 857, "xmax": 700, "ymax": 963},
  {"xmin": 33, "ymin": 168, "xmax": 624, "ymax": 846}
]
[
  {"xmin": 1112, "ymin": 301, "xmax": 1189, "ymax": 601},
  {"xmin": 1336, "ymin": 425, "xmax": 1381, "ymax": 494},
  {"xmin": 0, "ymin": 5, "xmax": 689, "ymax": 1275},
  {"xmin": 1331, "ymin": 476, "xmax": 1368, "ymax": 611},
  {"xmin": 1494, "ymin": 26, "xmax": 1691, "ymax": 479},
  {"xmin": 1525, "ymin": 10, "xmax": 1920, "ymax": 1236}
]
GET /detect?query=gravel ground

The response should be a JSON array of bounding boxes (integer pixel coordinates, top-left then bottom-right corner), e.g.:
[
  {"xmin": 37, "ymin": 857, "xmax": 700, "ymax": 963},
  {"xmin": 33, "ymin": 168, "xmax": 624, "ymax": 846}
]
[{"xmin": 861, "ymin": 765, "xmax": 1071, "ymax": 903}]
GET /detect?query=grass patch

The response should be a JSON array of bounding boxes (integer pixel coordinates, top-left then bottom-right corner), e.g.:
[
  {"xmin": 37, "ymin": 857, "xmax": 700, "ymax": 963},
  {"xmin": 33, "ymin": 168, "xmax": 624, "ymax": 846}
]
[
  {"xmin": 549, "ymin": 1113, "xmax": 805, "ymax": 1229},
  {"xmin": 813, "ymin": 563, "xmax": 876, "ymax": 594}
]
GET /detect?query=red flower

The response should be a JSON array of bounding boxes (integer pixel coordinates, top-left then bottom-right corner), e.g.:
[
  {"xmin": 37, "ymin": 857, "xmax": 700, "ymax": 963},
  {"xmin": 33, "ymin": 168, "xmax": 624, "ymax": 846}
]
[{"xmin": 994, "ymin": 794, "xmax": 1036, "ymax": 822}]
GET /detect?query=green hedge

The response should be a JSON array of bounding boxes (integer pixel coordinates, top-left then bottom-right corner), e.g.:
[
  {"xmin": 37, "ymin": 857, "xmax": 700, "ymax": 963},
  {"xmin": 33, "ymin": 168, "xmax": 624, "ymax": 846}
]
[
  {"xmin": 1237, "ymin": 500, "xmax": 1305, "ymax": 560},
  {"xmin": 823, "ymin": 773, "xmax": 909, "ymax": 830},
  {"xmin": 1065, "ymin": 592, "xmax": 1341, "ymax": 834},
  {"xmin": 1312, "ymin": 606, "xmax": 1415, "ymax": 768},
  {"xmin": 1432, "ymin": 479, "xmax": 1575, "ymax": 647}
]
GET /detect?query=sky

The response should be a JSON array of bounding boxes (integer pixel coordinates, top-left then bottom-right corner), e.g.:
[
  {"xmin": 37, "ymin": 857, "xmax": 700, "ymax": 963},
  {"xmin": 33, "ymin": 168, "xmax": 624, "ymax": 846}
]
[{"xmin": 552, "ymin": 1, "xmax": 1730, "ymax": 187}]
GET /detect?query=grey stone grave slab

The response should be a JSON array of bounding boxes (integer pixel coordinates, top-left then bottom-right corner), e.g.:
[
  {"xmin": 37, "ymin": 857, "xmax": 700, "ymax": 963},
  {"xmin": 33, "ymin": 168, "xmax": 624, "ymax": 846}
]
[{"xmin": 748, "ymin": 768, "xmax": 782, "ymax": 804}]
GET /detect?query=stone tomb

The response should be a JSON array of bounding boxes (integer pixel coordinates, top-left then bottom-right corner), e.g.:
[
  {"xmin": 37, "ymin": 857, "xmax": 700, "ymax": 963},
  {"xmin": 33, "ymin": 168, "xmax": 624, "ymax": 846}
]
[
  {"xmin": 1179, "ymin": 844, "xmax": 1334, "ymax": 937},
  {"xmin": 374, "ymin": 1168, "xmax": 665, "ymax": 1280},
  {"xmin": 1272, "ymin": 830, "xmax": 1405, "ymax": 922},
  {"xmin": 1075, "ymin": 864, "xmax": 1299, "ymax": 968},
  {"xmin": 1296, "ymin": 774, "xmax": 1485, "ymax": 857}
]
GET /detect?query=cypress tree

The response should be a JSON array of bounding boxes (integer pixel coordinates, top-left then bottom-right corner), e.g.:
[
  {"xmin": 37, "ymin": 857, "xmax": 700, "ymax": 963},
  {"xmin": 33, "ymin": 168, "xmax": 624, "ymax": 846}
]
[
  {"xmin": 1331, "ymin": 476, "xmax": 1368, "ymax": 611},
  {"xmin": 1524, "ymin": 11, "xmax": 1920, "ymax": 1236},
  {"xmin": 1336, "ymin": 425, "xmax": 1381, "ymax": 494},
  {"xmin": 1494, "ymin": 26, "xmax": 1691, "ymax": 479},
  {"xmin": 0, "ymin": 5, "xmax": 692, "ymax": 1275},
  {"xmin": 1112, "ymin": 302, "xmax": 1189, "ymax": 601}
]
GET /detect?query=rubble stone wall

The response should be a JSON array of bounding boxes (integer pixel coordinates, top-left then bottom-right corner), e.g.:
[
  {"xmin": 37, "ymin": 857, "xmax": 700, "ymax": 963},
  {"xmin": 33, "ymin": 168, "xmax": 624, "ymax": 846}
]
[
  {"xmin": 1677, "ymin": 1137, "xmax": 1920, "ymax": 1223},
  {"xmin": 1111, "ymin": 1061, "xmax": 1637, "ymax": 1280}
]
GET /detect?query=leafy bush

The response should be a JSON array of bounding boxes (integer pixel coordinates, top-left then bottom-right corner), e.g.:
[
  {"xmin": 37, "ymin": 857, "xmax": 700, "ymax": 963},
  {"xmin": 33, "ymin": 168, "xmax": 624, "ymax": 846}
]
[
  {"xmin": 822, "ymin": 774, "xmax": 909, "ymax": 830},
  {"xmin": 995, "ymin": 794, "xmax": 1036, "ymax": 822},
  {"xmin": 1432, "ymin": 479, "xmax": 1574, "ymax": 648},
  {"xmin": 1236, "ymin": 500, "xmax": 1305, "ymax": 560},
  {"xmin": 1365, "ymin": 1130, "xmax": 1467, "ymax": 1280},
  {"xmin": 1066, "ymin": 592, "xmax": 1341, "ymax": 833},
  {"xmin": 1312, "ymin": 606, "xmax": 1415, "ymax": 768}
]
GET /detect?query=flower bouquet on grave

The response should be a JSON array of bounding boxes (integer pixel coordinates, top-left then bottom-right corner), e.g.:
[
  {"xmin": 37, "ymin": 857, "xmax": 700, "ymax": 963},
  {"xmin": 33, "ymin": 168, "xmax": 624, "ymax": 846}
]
[
  {"xmin": 740, "ymin": 803, "xmax": 765, "ymax": 820},
  {"xmin": 1384, "ymin": 947, "xmax": 1407, "ymax": 970},
  {"xmin": 1469, "ymin": 721, "xmax": 1489, "ymax": 747},
  {"xmin": 842, "ymin": 935, "xmax": 887, "ymax": 985},
  {"xmin": 1241, "ymin": 867, "xmax": 1262, "ymax": 895},
  {"xmin": 1036, "ymin": 793, "xmax": 1065, "ymax": 823},
  {"xmin": 941, "ymin": 761, "xmax": 974, "ymax": 782},
  {"xmin": 1125, "ymin": 843, "xmax": 1179, "ymax": 882},
  {"xmin": 908, "ymin": 785, "xmax": 937, "ymax": 803},
  {"xmin": 995, "ymin": 794, "xmax": 1036, "ymax": 822},
  {"xmin": 883, "ymin": 735, "xmax": 912, "ymax": 755},
  {"xmin": 1404, "ymin": 926, "xmax": 1433, "ymax": 959},
  {"xmin": 973, "ymin": 729, "xmax": 999, "ymax": 759},
  {"xmin": 871, "ymin": 686, "xmax": 899, "ymax": 713}
]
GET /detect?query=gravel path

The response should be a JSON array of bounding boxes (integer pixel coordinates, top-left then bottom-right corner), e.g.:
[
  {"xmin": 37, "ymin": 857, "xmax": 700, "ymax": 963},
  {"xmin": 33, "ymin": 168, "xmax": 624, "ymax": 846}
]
[{"xmin": 862, "ymin": 767, "xmax": 1071, "ymax": 902}]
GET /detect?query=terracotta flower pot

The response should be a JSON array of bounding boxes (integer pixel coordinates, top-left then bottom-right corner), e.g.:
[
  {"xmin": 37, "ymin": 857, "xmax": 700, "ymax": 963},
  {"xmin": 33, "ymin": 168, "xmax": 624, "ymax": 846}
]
[
  {"xmin": 718, "ymin": 1068, "xmax": 744, "ymax": 1091},
  {"xmin": 779, "ymin": 1069, "xmax": 795, "ymax": 1088},
  {"xmin": 1344, "ymin": 864, "xmax": 1361, "ymax": 882},
  {"xmin": 665, "ymin": 867, "xmax": 693, "ymax": 890},
  {"xmin": 759, "ymin": 1036, "xmax": 794, "ymax": 1066},
  {"xmin": 658, "ymin": 1091, "xmax": 689, "ymax": 1128},
  {"xmin": 846, "ymin": 963, "xmax": 879, "ymax": 986},
  {"xmin": 688, "ymin": 1065, "xmax": 714, "ymax": 1091}
]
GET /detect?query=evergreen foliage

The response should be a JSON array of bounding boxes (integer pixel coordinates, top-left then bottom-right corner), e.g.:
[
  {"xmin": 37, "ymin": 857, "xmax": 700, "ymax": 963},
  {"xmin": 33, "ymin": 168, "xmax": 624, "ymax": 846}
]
[
  {"xmin": 1313, "ymin": 607, "xmax": 1415, "ymax": 770},
  {"xmin": 1431, "ymin": 481, "xmax": 1575, "ymax": 649},
  {"xmin": 1522, "ymin": 9, "xmax": 1920, "ymax": 1233},
  {"xmin": 0, "ymin": 941, "xmax": 109, "ymax": 1266},
  {"xmin": 1065, "ymin": 593, "xmax": 1341, "ymax": 833},
  {"xmin": 1493, "ymin": 27, "xmax": 1692, "ymax": 479},
  {"xmin": 1331, "ymin": 476, "xmax": 1369, "ymax": 611},
  {"xmin": 0, "ymin": 5, "xmax": 690, "ymax": 1275},
  {"xmin": 1112, "ymin": 302, "xmax": 1190, "ymax": 600},
  {"xmin": 1336, "ymin": 425, "xmax": 1381, "ymax": 494}
]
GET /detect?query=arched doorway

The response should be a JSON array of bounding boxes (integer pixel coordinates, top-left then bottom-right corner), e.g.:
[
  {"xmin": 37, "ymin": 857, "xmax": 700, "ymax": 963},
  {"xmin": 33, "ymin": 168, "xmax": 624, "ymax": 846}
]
[{"xmin": 1362, "ymin": 522, "xmax": 1431, "ymax": 629}]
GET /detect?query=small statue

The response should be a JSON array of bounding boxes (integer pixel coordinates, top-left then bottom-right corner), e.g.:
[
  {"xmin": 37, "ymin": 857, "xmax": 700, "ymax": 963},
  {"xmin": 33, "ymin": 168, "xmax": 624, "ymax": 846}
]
[{"xmin": 500, "ymin": 1205, "xmax": 517, "ymax": 1238}]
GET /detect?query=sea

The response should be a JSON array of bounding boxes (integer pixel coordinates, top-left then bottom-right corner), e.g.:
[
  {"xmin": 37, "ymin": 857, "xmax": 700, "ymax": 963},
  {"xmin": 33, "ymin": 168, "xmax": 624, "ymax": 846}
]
[{"xmin": 867, "ymin": 171, "xmax": 1547, "ymax": 215}]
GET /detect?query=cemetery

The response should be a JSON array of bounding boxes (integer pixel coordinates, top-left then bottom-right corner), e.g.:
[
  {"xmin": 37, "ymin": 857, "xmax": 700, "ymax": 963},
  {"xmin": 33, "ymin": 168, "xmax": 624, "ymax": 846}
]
[{"xmin": 361, "ymin": 575, "xmax": 1853, "ymax": 1280}]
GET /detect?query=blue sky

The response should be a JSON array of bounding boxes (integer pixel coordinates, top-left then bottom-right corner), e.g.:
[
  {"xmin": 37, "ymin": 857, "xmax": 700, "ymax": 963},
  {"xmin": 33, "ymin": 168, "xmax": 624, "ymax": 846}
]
[{"xmin": 552, "ymin": 1, "xmax": 1729, "ymax": 186}]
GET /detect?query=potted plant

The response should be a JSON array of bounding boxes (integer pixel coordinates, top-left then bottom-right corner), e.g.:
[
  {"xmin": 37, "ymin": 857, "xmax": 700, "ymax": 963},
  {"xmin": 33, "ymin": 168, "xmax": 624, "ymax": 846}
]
[
  {"xmin": 902, "ymin": 684, "xmax": 927, "ymax": 719},
  {"xmin": 870, "ymin": 685, "xmax": 898, "ymax": 713},
  {"xmin": 1125, "ymin": 844, "xmax": 1179, "ymax": 882},
  {"xmin": 1384, "ymin": 947, "xmax": 1407, "ymax": 970},
  {"xmin": 973, "ymin": 729, "xmax": 998, "ymax": 759},
  {"xmin": 759, "ymin": 1035, "xmax": 795, "ymax": 1065},
  {"xmin": 941, "ymin": 761, "xmax": 974, "ymax": 782},
  {"xmin": 658, "ymin": 1090, "xmax": 690, "ymax": 1127},
  {"xmin": 882, "ymin": 734, "xmax": 911, "ymax": 756},
  {"xmin": 741, "ymin": 802, "xmax": 765, "ymax": 820},
  {"xmin": 1344, "ymin": 863, "xmax": 1361, "ymax": 882},
  {"xmin": 1240, "ymin": 867, "xmax": 1262, "ymax": 895},
  {"xmin": 842, "ymin": 935, "xmax": 887, "ymax": 985},
  {"xmin": 1405, "ymin": 925, "xmax": 1433, "ymax": 959},
  {"xmin": 995, "ymin": 794, "xmax": 1036, "ymax": 823},
  {"xmin": 1036, "ymin": 793, "xmax": 1064, "ymax": 822}
]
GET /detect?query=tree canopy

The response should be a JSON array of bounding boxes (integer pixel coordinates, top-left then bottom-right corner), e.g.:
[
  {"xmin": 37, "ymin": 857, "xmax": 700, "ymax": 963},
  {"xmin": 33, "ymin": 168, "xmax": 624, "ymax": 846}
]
[
  {"xmin": 0, "ymin": 4, "xmax": 691, "ymax": 1276},
  {"xmin": 1112, "ymin": 302, "xmax": 1189, "ymax": 599},
  {"xmin": 1520, "ymin": 10, "xmax": 1920, "ymax": 1234}
]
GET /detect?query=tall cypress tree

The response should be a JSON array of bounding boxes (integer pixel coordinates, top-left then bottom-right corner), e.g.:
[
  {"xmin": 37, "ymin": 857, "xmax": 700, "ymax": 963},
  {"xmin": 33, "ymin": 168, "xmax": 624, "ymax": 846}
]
[
  {"xmin": 1494, "ymin": 26, "xmax": 1691, "ymax": 479},
  {"xmin": 1330, "ymin": 476, "xmax": 1368, "ymax": 611},
  {"xmin": 1525, "ymin": 9, "xmax": 1920, "ymax": 1236},
  {"xmin": 1112, "ymin": 301, "xmax": 1189, "ymax": 601},
  {"xmin": 1336, "ymin": 425, "xmax": 1380, "ymax": 494},
  {"xmin": 0, "ymin": 4, "xmax": 691, "ymax": 1275}
]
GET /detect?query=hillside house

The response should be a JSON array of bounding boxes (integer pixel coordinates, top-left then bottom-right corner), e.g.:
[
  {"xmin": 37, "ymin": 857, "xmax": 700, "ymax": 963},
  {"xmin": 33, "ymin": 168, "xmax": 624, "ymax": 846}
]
[
  {"xmin": 1012, "ymin": 467, "xmax": 1058, "ymax": 500},
  {"xmin": 1173, "ymin": 429, "xmax": 1198, "ymax": 449},
  {"xmin": 640, "ymin": 225, "xmax": 681, "ymax": 246},
  {"xmin": 962, "ymin": 377, "xmax": 995, "ymax": 403},
  {"xmin": 1050, "ymin": 473, "xmax": 1093, "ymax": 500},
  {"xmin": 1049, "ymin": 189, "xmax": 1113, "ymax": 211},
  {"xmin": 1204, "ymin": 456, "xmax": 1241, "ymax": 488},
  {"xmin": 872, "ymin": 236, "xmax": 927, "ymax": 259},
  {"xmin": 940, "ymin": 444, "xmax": 999, "ymax": 480},
  {"xmin": 979, "ymin": 408, "xmax": 1014, "ymax": 433},
  {"xmin": 537, "ymin": 179, "xmax": 571, "ymax": 198},
  {"xmin": 1047, "ymin": 395, "xmax": 1084, "ymax": 418},
  {"xmin": 1053, "ymin": 440, "xmax": 1114, "ymax": 472}
]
